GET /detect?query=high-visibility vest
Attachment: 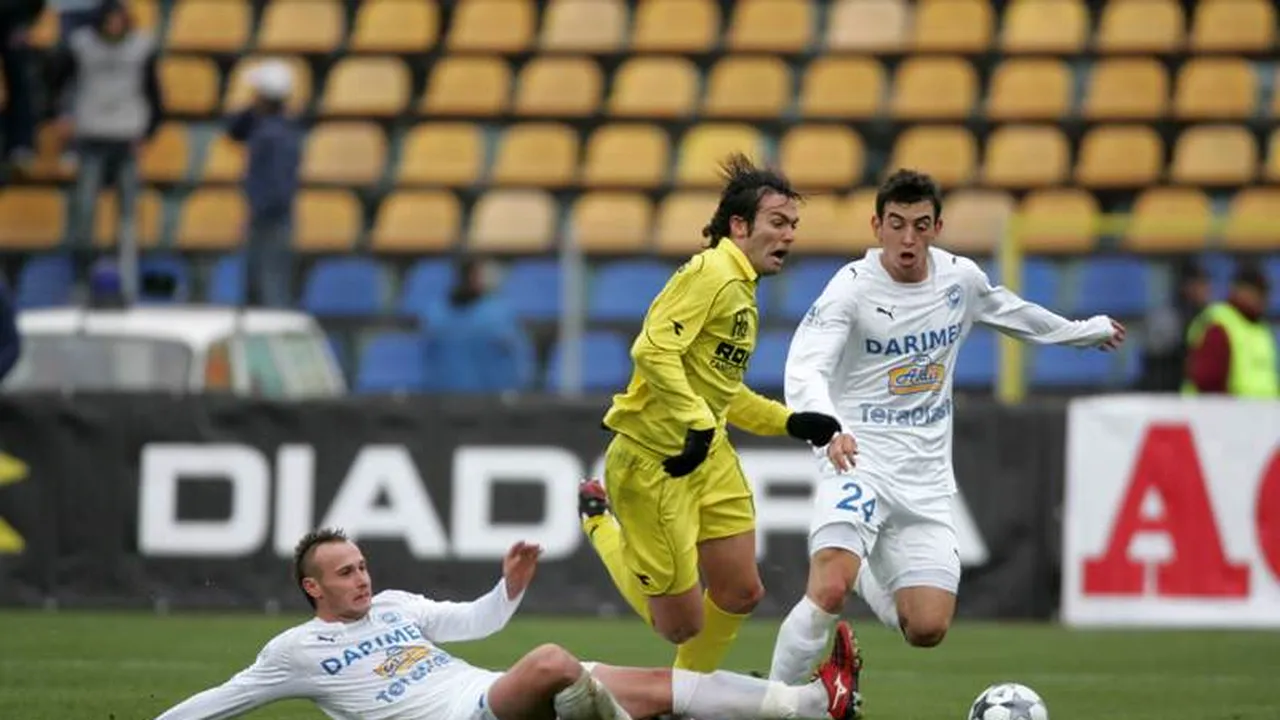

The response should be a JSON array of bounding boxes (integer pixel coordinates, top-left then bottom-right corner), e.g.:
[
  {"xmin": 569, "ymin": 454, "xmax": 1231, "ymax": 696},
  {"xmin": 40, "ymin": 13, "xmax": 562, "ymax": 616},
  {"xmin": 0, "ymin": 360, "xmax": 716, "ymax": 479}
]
[{"xmin": 1182, "ymin": 302, "xmax": 1279, "ymax": 398}]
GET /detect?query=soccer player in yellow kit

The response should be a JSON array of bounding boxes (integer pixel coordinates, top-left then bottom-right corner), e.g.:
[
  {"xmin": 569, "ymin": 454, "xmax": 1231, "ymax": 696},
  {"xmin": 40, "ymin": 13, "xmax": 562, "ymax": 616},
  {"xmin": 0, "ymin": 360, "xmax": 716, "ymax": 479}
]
[{"xmin": 579, "ymin": 155, "xmax": 843, "ymax": 673}]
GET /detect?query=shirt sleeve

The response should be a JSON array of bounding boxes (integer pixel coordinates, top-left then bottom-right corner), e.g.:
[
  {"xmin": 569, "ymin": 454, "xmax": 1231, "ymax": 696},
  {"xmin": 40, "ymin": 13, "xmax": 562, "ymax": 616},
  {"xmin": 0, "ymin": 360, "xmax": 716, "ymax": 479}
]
[
  {"xmin": 726, "ymin": 385, "xmax": 791, "ymax": 436},
  {"xmin": 1188, "ymin": 324, "xmax": 1231, "ymax": 393},
  {"xmin": 784, "ymin": 268, "xmax": 860, "ymax": 421},
  {"xmin": 630, "ymin": 256, "xmax": 722, "ymax": 431},
  {"xmin": 152, "ymin": 636, "xmax": 301, "ymax": 720},
  {"xmin": 968, "ymin": 262, "xmax": 1114, "ymax": 347},
  {"xmin": 402, "ymin": 578, "xmax": 524, "ymax": 644}
]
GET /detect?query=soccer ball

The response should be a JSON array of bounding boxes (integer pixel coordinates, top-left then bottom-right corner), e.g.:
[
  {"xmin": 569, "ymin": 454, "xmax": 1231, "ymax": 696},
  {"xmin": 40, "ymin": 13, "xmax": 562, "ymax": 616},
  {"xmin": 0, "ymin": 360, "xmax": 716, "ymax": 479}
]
[{"xmin": 967, "ymin": 682, "xmax": 1048, "ymax": 720}]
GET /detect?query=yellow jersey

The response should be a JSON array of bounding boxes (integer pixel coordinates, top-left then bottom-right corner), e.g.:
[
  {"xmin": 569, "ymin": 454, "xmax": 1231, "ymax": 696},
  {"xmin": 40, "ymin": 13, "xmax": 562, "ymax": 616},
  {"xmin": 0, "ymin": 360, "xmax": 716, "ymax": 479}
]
[{"xmin": 603, "ymin": 240, "xmax": 791, "ymax": 456}]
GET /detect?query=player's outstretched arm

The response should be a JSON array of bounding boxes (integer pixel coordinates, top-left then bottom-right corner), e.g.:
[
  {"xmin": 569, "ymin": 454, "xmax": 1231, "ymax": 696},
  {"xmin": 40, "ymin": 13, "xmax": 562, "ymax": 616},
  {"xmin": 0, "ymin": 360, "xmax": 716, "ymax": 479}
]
[
  {"xmin": 970, "ymin": 264, "xmax": 1124, "ymax": 350},
  {"xmin": 151, "ymin": 640, "xmax": 299, "ymax": 720},
  {"xmin": 784, "ymin": 270, "xmax": 860, "ymax": 420},
  {"xmin": 411, "ymin": 542, "xmax": 540, "ymax": 643},
  {"xmin": 726, "ymin": 386, "xmax": 841, "ymax": 448}
]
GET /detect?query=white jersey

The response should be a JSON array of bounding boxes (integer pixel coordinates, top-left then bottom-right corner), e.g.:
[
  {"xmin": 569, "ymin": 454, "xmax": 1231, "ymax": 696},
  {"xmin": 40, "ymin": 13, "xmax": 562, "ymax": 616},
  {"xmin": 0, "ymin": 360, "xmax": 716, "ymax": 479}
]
[
  {"xmin": 153, "ymin": 579, "xmax": 523, "ymax": 720},
  {"xmin": 786, "ymin": 247, "xmax": 1114, "ymax": 495}
]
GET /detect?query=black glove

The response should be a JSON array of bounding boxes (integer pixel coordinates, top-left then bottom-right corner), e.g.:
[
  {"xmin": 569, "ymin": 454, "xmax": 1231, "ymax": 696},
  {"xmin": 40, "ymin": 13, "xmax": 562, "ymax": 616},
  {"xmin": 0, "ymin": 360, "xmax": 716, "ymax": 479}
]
[
  {"xmin": 663, "ymin": 428, "xmax": 715, "ymax": 478},
  {"xmin": 787, "ymin": 412, "xmax": 841, "ymax": 447}
]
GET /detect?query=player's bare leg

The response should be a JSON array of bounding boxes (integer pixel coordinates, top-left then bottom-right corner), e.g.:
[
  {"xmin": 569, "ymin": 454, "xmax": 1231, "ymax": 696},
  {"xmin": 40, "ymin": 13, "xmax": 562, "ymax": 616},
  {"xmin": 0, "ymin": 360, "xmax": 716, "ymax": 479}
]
[
  {"xmin": 893, "ymin": 586, "xmax": 955, "ymax": 647},
  {"xmin": 671, "ymin": 529, "xmax": 764, "ymax": 671},
  {"xmin": 769, "ymin": 547, "xmax": 859, "ymax": 684},
  {"xmin": 486, "ymin": 644, "xmax": 631, "ymax": 720}
]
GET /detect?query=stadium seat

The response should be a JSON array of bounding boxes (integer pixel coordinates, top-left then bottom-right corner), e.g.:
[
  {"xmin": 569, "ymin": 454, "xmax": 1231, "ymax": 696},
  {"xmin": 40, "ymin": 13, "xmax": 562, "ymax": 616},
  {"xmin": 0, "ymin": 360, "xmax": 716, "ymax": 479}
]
[
  {"xmin": 779, "ymin": 125, "xmax": 864, "ymax": 190},
  {"xmin": 676, "ymin": 124, "xmax": 766, "ymax": 187},
  {"xmin": 1072, "ymin": 257, "xmax": 1151, "ymax": 316},
  {"xmin": 1031, "ymin": 344, "xmax": 1118, "ymax": 387},
  {"xmin": 570, "ymin": 192, "xmax": 654, "ymax": 254},
  {"xmin": 175, "ymin": 189, "xmax": 245, "ymax": 250},
  {"xmin": 93, "ymin": 189, "xmax": 163, "ymax": 249},
  {"xmin": 499, "ymin": 259, "xmax": 562, "ymax": 321},
  {"xmin": 167, "ymin": 0, "xmax": 250, "ymax": 52},
  {"xmin": 793, "ymin": 194, "xmax": 844, "ymax": 252},
  {"xmin": 421, "ymin": 56, "xmax": 511, "ymax": 116},
  {"xmin": 655, "ymin": 192, "xmax": 719, "ymax": 256},
  {"xmin": 1015, "ymin": 188, "xmax": 1099, "ymax": 254},
  {"xmin": 302, "ymin": 258, "xmax": 387, "ymax": 317},
  {"xmin": 780, "ymin": 260, "xmax": 848, "ymax": 320},
  {"xmin": 370, "ymin": 191, "xmax": 461, "ymax": 253},
  {"xmin": 1123, "ymin": 187, "xmax": 1212, "ymax": 253},
  {"xmin": 1174, "ymin": 57, "xmax": 1257, "ymax": 120},
  {"xmin": 546, "ymin": 331, "xmax": 632, "ymax": 392},
  {"xmin": 1095, "ymin": 0, "xmax": 1185, "ymax": 52},
  {"xmin": 954, "ymin": 328, "xmax": 997, "ymax": 388},
  {"xmin": 1000, "ymin": 0, "xmax": 1089, "ymax": 53},
  {"xmin": 703, "ymin": 57, "xmax": 792, "ymax": 119},
  {"xmin": 844, "ymin": 189, "xmax": 881, "ymax": 249},
  {"xmin": 320, "ymin": 57, "xmax": 411, "ymax": 117},
  {"xmin": 889, "ymin": 126, "xmax": 977, "ymax": 187},
  {"xmin": 1266, "ymin": 258, "xmax": 1280, "ymax": 313},
  {"xmin": 160, "ymin": 56, "xmax": 219, "ymax": 116},
  {"xmin": 468, "ymin": 190, "xmax": 558, "ymax": 253},
  {"xmin": 398, "ymin": 258, "xmax": 455, "ymax": 318},
  {"xmin": 256, "ymin": 0, "xmax": 343, "ymax": 54},
  {"xmin": 744, "ymin": 330, "xmax": 794, "ymax": 391},
  {"xmin": 890, "ymin": 56, "xmax": 977, "ymax": 120},
  {"xmin": 200, "ymin": 134, "xmax": 245, "ymax": 184},
  {"xmin": 0, "ymin": 188, "xmax": 63, "ymax": 249},
  {"xmin": 1269, "ymin": 128, "xmax": 1280, "ymax": 182},
  {"xmin": 728, "ymin": 0, "xmax": 814, "ymax": 52},
  {"xmin": 608, "ymin": 57, "xmax": 700, "ymax": 119},
  {"xmin": 514, "ymin": 57, "xmax": 602, "ymax": 117},
  {"xmin": 207, "ymin": 254, "xmax": 246, "ymax": 304},
  {"xmin": 986, "ymin": 59, "xmax": 1072, "ymax": 121},
  {"xmin": 799, "ymin": 58, "xmax": 885, "ymax": 119},
  {"xmin": 981, "ymin": 125, "xmax": 1069, "ymax": 188},
  {"xmin": 295, "ymin": 190, "xmax": 362, "ymax": 252},
  {"xmin": 912, "ymin": 0, "xmax": 994, "ymax": 52},
  {"xmin": 631, "ymin": 0, "xmax": 719, "ymax": 52},
  {"xmin": 301, "ymin": 122, "xmax": 387, "ymax": 186},
  {"xmin": 224, "ymin": 55, "xmax": 312, "ymax": 112},
  {"xmin": 540, "ymin": 0, "xmax": 626, "ymax": 51},
  {"xmin": 1021, "ymin": 258, "xmax": 1061, "ymax": 306},
  {"xmin": 1082, "ymin": 58, "xmax": 1168, "ymax": 120},
  {"xmin": 1074, "ymin": 125, "xmax": 1163, "ymax": 188},
  {"xmin": 356, "ymin": 332, "xmax": 426, "ymax": 394},
  {"xmin": 589, "ymin": 260, "xmax": 673, "ymax": 321},
  {"xmin": 826, "ymin": 0, "xmax": 909, "ymax": 52},
  {"xmin": 15, "ymin": 254, "xmax": 73, "ymax": 308},
  {"xmin": 136, "ymin": 255, "xmax": 192, "ymax": 303},
  {"xmin": 447, "ymin": 0, "xmax": 535, "ymax": 52},
  {"xmin": 939, "ymin": 189, "xmax": 1015, "ymax": 254},
  {"xmin": 22, "ymin": 123, "xmax": 72, "ymax": 183},
  {"xmin": 1190, "ymin": 0, "xmax": 1274, "ymax": 51},
  {"xmin": 491, "ymin": 123, "xmax": 580, "ymax": 188},
  {"xmin": 1222, "ymin": 187, "xmax": 1280, "ymax": 250},
  {"xmin": 350, "ymin": 0, "xmax": 439, "ymax": 52},
  {"xmin": 397, "ymin": 123, "xmax": 484, "ymax": 186},
  {"xmin": 139, "ymin": 122, "xmax": 190, "ymax": 183},
  {"xmin": 1169, "ymin": 125, "xmax": 1257, "ymax": 186},
  {"xmin": 581, "ymin": 124, "xmax": 670, "ymax": 189}
]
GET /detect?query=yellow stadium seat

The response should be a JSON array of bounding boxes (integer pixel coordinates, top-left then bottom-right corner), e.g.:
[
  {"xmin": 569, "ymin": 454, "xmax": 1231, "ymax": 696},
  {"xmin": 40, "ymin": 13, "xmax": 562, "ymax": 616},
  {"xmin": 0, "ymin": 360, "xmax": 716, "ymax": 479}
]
[
  {"xmin": 779, "ymin": 125, "xmax": 865, "ymax": 190},
  {"xmin": 703, "ymin": 57, "xmax": 792, "ymax": 119},
  {"xmin": 1075, "ymin": 125, "xmax": 1163, "ymax": 188},
  {"xmin": 676, "ymin": 124, "xmax": 765, "ymax": 188},
  {"xmin": 200, "ymin": 134, "xmax": 245, "ymax": 184},
  {"xmin": 938, "ymin": 190, "xmax": 1015, "ymax": 254},
  {"xmin": 256, "ymin": 0, "xmax": 343, "ymax": 54},
  {"xmin": 1082, "ymin": 58, "xmax": 1168, "ymax": 120},
  {"xmin": 1170, "ymin": 125, "xmax": 1256, "ymax": 185},
  {"xmin": 632, "ymin": 0, "xmax": 719, "ymax": 52},
  {"xmin": 571, "ymin": 192, "xmax": 654, "ymax": 254},
  {"xmin": 1223, "ymin": 188, "xmax": 1280, "ymax": 249},
  {"xmin": 540, "ymin": 0, "xmax": 626, "ymax": 51},
  {"xmin": 421, "ymin": 56, "xmax": 511, "ymax": 116},
  {"xmin": 176, "ymin": 189, "xmax": 246, "ymax": 250},
  {"xmin": 1095, "ymin": 0, "xmax": 1185, "ymax": 53},
  {"xmin": 842, "ymin": 189, "xmax": 881, "ymax": 249},
  {"xmin": 608, "ymin": 57, "xmax": 700, "ymax": 118},
  {"xmin": 889, "ymin": 126, "xmax": 977, "ymax": 187},
  {"xmin": 93, "ymin": 189, "xmax": 163, "ymax": 249},
  {"xmin": 225, "ymin": 55, "xmax": 312, "ymax": 112},
  {"xmin": 370, "ymin": 191, "xmax": 460, "ymax": 253},
  {"xmin": 799, "ymin": 58, "xmax": 885, "ymax": 119},
  {"xmin": 26, "ymin": 123, "xmax": 72, "ymax": 183},
  {"xmin": 350, "ymin": 0, "xmax": 439, "ymax": 53},
  {"xmin": 794, "ymin": 194, "xmax": 843, "ymax": 251},
  {"xmin": 981, "ymin": 125, "xmax": 1069, "ymax": 188},
  {"xmin": 986, "ymin": 59, "xmax": 1072, "ymax": 121},
  {"xmin": 581, "ymin": 124, "xmax": 670, "ymax": 189},
  {"xmin": 1268, "ymin": 129, "xmax": 1280, "ymax": 182},
  {"xmin": 890, "ymin": 57, "xmax": 977, "ymax": 120},
  {"xmin": 0, "ymin": 188, "xmax": 63, "ymax": 249},
  {"xmin": 448, "ymin": 0, "xmax": 535, "ymax": 52},
  {"xmin": 296, "ymin": 190, "xmax": 361, "ymax": 252},
  {"xmin": 826, "ymin": 0, "xmax": 909, "ymax": 52},
  {"xmin": 1000, "ymin": 0, "xmax": 1089, "ymax": 53},
  {"xmin": 320, "ymin": 57, "xmax": 410, "ymax": 117},
  {"xmin": 167, "ymin": 0, "xmax": 250, "ymax": 52},
  {"xmin": 514, "ymin": 56, "xmax": 602, "ymax": 117},
  {"xmin": 160, "ymin": 57, "xmax": 219, "ymax": 116},
  {"xmin": 728, "ymin": 0, "xmax": 814, "ymax": 52},
  {"xmin": 1015, "ymin": 188, "xmax": 1099, "ymax": 254},
  {"xmin": 301, "ymin": 122, "xmax": 387, "ymax": 185},
  {"xmin": 913, "ymin": 0, "xmax": 994, "ymax": 52},
  {"xmin": 398, "ymin": 123, "xmax": 484, "ymax": 186},
  {"xmin": 1173, "ymin": 58, "xmax": 1256, "ymax": 120},
  {"xmin": 139, "ymin": 123, "xmax": 190, "ymax": 183},
  {"xmin": 655, "ymin": 192, "xmax": 719, "ymax": 255},
  {"xmin": 491, "ymin": 124, "xmax": 580, "ymax": 188},
  {"xmin": 1122, "ymin": 187, "xmax": 1213, "ymax": 252},
  {"xmin": 468, "ymin": 190, "xmax": 557, "ymax": 253},
  {"xmin": 28, "ymin": 7, "xmax": 58, "ymax": 49},
  {"xmin": 1190, "ymin": 0, "xmax": 1275, "ymax": 52}
]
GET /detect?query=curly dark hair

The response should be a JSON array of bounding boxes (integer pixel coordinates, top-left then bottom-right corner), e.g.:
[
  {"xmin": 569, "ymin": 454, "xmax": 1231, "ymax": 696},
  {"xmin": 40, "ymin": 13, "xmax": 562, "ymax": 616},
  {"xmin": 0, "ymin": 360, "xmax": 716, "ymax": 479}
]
[
  {"xmin": 875, "ymin": 169, "xmax": 943, "ymax": 220},
  {"xmin": 293, "ymin": 527, "xmax": 350, "ymax": 608},
  {"xmin": 701, "ymin": 153, "xmax": 803, "ymax": 246}
]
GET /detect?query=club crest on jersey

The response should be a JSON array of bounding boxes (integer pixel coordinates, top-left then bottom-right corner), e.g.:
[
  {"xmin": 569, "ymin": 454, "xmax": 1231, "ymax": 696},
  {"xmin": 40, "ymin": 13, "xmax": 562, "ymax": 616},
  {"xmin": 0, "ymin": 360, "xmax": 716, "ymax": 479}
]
[
  {"xmin": 731, "ymin": 308, "xmax": 751, "ymax": 340},
  {"xmin": 380, "ymin": 611, "xmax": 402, "ymax": 624},
  {"xmin": 945, "ymin": 283, "xmax": 962, "ymax": 309},
  {"xmin": 887, "ymin": 355, "xmax": 945, "ymax": 395}
]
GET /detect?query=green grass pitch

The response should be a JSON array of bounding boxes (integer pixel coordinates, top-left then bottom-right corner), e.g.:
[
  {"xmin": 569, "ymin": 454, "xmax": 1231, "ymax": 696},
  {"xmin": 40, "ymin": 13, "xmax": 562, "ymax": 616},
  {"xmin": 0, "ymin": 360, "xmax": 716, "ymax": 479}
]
[{"xmin": 1, "ymin": 611, "xmax": 1276, "ymax": 719}]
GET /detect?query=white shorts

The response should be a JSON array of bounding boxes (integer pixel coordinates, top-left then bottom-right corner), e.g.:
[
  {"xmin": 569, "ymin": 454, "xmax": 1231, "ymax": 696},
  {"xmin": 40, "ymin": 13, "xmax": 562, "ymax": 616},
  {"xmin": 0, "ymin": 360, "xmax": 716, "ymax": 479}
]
[
  {"xmin": 447, "ymin": 671, "xmax": 503, "ymax": 720},
  {"xmin": 808, "ymin": 465, "xmax": 960, "ymax": 594}
]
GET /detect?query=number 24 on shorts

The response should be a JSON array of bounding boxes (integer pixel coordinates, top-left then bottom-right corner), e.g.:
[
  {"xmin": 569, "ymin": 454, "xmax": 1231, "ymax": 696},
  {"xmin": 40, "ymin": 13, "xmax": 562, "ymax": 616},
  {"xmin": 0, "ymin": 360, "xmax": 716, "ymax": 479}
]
[{"xmin": 836, "ymin": 481, "xmax": 877, "ymax": 523}]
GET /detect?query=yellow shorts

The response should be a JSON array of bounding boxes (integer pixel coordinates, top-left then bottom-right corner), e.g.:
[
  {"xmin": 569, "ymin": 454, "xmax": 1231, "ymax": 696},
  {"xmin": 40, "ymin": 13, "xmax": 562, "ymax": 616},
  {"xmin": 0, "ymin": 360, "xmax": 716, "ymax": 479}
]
[{"xmin": 603, "ymin": 433, "xmax": 756, "ymax": 597}]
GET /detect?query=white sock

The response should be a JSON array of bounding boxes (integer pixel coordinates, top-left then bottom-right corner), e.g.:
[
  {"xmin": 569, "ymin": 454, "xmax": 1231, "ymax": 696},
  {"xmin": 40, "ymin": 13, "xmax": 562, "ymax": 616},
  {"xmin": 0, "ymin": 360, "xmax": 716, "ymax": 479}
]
[
  {"xmin": 768, "ymin": 595, "xmax": 839, "ymax": 685},
  {"xmin": 855, "ymin": 565, "xmax": 900, "ymax": 630},
  {"xmin": 555, "ymin": 667, "xmax": 630, "ymax": 720},
  {"xmin": 672, "ymin": 668, "xmax": 829, "ymax": 720}
]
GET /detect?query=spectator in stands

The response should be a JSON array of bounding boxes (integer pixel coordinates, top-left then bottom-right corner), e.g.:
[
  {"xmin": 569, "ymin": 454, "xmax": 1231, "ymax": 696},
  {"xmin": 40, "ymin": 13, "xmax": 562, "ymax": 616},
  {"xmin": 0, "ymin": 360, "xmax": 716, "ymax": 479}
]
[
  {"xmin": 50, "ymin": 0, "xmax": 113, "ymax": 168},
  {"xmin": 50, "ymin": 0, "xmax": 162, "ymax": 299},
  {"xmin": 0, "ymin": 0, "xmax": 44, "ymax": 171},
  {"xmin": 422, "ymin": 257, "xmax": 534, "ymax": 393},
  {"xmin": 225, "ymin": 60, "xmax": 301, "ymax": 308},
  {"xmin": 0, "ymin": 278, "xmax": 19, "ymax": 383},
  {"xmin": 1183, "ymin": 261, "xmax": 1277, "ymax": 398},
  {"xmin": 1136, "ymin": 258, "xmax": 1209, "ymax": 392}
]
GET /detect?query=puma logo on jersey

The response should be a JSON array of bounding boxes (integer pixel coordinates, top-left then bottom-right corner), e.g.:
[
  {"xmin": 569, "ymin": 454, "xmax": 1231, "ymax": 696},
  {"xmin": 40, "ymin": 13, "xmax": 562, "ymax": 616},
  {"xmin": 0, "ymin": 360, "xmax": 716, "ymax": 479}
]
[{"xmin": 875, "ymin": 306, "xmax": 894, "ymax": 320}]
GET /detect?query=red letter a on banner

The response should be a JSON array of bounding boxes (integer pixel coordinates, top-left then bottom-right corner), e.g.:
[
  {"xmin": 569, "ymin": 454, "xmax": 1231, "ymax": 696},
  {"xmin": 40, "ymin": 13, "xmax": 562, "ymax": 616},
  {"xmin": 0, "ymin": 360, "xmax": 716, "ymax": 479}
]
[{"xmin": 1083, "ymin": 424, "xmax": 1250, "ymax": 597}]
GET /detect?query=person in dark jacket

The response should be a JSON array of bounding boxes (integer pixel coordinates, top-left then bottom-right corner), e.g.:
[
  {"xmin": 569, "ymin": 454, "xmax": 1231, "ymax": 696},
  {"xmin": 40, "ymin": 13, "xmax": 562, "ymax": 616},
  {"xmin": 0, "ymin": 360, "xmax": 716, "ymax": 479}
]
[
  {"xmin": 1136, "ymin": 257, "xmax": 1210, "ymax": 391},
  {"xmin": 0, "ymin": 279, "xmax": 20, "ymax": 383},
  {"xmin": 0, "ymin": 0, "xmax": 45, "ymax": 170}
]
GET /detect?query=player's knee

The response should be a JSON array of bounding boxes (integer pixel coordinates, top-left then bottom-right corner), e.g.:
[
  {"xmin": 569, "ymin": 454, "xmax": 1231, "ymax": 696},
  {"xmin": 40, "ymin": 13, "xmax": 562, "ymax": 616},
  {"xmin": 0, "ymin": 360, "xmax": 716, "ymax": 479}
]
[
  {"xmin": 902, "ymin": 618, "xmax": 949, "ymax": 648},
  {"xmin": 715, "ymin": 579, "xmax": 765, "ymax": 615},
  {"xmin": 655, "ymin": 618, "xmax": 702, "ymax": 645},
  {"xmin": 809, "ymin": 553, "xmax": 856, "ymax": 614},
  {"xmin": 527, "ymin": 644, "xmax": 583, "ymax": 688}
]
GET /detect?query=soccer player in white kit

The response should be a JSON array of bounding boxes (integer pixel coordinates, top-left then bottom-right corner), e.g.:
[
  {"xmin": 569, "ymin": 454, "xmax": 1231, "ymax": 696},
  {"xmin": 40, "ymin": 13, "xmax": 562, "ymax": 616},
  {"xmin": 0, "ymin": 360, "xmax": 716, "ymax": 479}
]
[
  {"xmin": 151, "ymin": 527, "xmax": 864, "ymax": 720},
  {"xmin": 767, "ymin": 170, "xmax": 1126, "ymax": 694}
]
